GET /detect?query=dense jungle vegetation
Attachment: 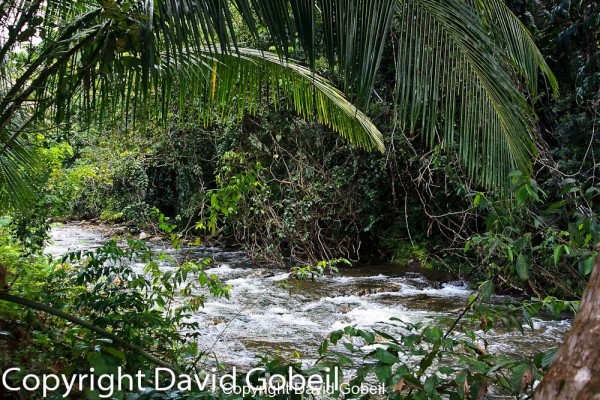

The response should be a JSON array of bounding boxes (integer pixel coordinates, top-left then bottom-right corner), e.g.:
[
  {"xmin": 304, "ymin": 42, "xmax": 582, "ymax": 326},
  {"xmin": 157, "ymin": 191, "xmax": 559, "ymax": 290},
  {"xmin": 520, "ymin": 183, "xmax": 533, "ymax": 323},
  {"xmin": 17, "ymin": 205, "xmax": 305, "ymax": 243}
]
[{"xmin": 0, "ymin": 0, "xmax": 598, "ymax": 399}]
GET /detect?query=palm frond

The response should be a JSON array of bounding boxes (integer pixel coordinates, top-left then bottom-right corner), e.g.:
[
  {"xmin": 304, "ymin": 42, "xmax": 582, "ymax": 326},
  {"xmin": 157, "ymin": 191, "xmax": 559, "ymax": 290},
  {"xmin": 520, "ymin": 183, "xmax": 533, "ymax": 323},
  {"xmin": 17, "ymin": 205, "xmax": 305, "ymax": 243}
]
[
  {"xmin": 0, "ymin": 114, "xmax": 38, "ymax": 211},
  {"xmin": 318, "ymin": 0, "xmax": 397, "ymax": 104},
  {"xmin": 204, "ymin": 48, "xmax": 384, "ymax": 151},
  {"xmin": 0, "ymin": 145, "xmax": 36, "ymax": 212},
  {"xmin": 87, "ymin": 47, "xmax": 385, "ymax": 151},
  {"xmin": 394, "ymin": 0, "xmax": 554, "ymax": 188},
  {"xmin": 473, "ymin": 0, "xmax": 558, "ymax": 96}
]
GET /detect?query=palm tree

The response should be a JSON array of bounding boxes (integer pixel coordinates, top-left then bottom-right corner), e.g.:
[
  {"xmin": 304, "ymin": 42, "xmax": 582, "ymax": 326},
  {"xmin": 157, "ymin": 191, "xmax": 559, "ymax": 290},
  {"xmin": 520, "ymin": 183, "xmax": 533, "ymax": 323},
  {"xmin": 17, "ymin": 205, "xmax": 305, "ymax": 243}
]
[{"xmin": 1, "ymin": 0, "xmax": 555, "ymax": 210}]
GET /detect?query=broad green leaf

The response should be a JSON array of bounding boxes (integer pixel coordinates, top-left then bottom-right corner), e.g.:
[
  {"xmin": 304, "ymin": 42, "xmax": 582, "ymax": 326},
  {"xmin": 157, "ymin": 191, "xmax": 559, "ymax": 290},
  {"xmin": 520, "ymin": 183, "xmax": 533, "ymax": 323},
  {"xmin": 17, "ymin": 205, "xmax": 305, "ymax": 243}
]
[
  {"xmin": 86, "ymin": 352, "xmax": 111, "ymax": 375},
  {"xmin": 103, "ymin": 347, "xmax": 127, "ymax": 360},
  {"xmin": 343, "ymin": 342, "xmax": 355, "ymax": 352},
  {"xmin": 541, "ymin": 348, "xmax": 559, "ymax": 369},
  {"xmin": 373, "ymin": 348, "xmax": 399, "ymax": 365},
  {"xmin": 358, "ymin": 330, "xmax": 375, "ymax": 344},
  {"xmin": 553, "ymin": 245, "xmax": 564, "ymax": 265},
  {"xmin": 510, "ymin": 364, "xmax": 530, "ymax": 394},
  {"xmin": 374, "ymin": 363, "xmax": 392, "ymax": 382},
  {"xmin": 515, "ymin": 255, "xmax": 530, "ymax": 281},
  {"xmin": 584, "ymin": 256, "xmax": 595, "ymax": 276},
  {"xmin": 478, "ymin": 280, "xmax": 494, "ymax": 302}
]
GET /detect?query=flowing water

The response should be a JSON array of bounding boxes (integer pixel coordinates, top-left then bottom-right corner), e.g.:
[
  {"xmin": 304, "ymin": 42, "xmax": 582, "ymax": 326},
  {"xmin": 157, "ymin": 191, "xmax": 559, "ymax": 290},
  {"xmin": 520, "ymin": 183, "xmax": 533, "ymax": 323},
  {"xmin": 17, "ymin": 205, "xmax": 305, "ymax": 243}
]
[{"xmin": 45, "ymin": 223, "xmax": 571, "ymax": 369}]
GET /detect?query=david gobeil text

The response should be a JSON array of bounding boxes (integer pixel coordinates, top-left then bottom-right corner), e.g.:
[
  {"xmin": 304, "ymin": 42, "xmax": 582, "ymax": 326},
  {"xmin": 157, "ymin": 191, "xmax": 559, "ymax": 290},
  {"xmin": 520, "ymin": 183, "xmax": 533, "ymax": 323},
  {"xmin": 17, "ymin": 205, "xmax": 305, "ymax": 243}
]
[{"xmin": 1, "ymin": 367, "xmax": 386, "ymax": 398}]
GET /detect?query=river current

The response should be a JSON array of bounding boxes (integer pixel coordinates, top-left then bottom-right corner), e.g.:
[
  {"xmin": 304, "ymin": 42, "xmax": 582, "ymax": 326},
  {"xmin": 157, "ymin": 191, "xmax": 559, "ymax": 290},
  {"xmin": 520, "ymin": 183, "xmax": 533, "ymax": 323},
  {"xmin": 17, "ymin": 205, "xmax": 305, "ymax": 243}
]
[{"xmin": 45, "ymin": 223, "xmax": 571, "ymax": 369}]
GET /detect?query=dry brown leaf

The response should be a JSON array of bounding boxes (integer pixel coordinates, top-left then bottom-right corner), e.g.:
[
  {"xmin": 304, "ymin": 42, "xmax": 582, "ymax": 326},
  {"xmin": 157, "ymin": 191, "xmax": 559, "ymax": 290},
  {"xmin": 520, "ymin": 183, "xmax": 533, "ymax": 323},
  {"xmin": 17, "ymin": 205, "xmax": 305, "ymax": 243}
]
[{"xmin": 392, "ymin": 379, "xmax": 405, "ymax": 392}]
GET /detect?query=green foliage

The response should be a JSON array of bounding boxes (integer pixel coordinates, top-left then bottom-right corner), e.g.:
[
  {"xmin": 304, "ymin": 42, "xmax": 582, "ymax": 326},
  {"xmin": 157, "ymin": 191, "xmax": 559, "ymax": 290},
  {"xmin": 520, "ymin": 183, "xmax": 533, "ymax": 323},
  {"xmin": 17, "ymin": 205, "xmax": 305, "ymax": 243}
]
[
  {"xmin": 197, "ymin": 151, "xmax": 267, "ymax": 236},
  {"xmin": 393, "ymin": 0, "xmax": 554, "ymax": 189},
  {"xmin": 314, "ymin": 280, "xmax": 569, "ymax": 399},
  {"xmin": 0, "ymin": 232, "xmax": 230, "ymax": 398},
  {"xmin": 318, "ymin": 319, "xmax": 537, "ymax": 399},
  {"xmin": 0, "ymin": 139, "xmax": 77, "ymax": 253},
  {"xmin": 515, "ymin": 0, "xmax": 599, "ymax": 181},
  {"xmin": 393, "ymin": 242, "xmax": 433, "ymax": 269},
  {"xmin": 46, "ymin": 134, "xmax": 152, "ymax": 224},
  {"xmin": 1, "ymin": 0, "xmax": 395, "ymax": 213},
  {"xmin": 465, "ymin": 171, "xmax": 599, "ymax": 298},
  {"xmin": 171, "ymin": 112, "xmax": 389, "ymax": 266},
  {"xmin": 290, "ymin": 258, "xmax": 351, "ymax": 281},
  {"xmin": 0, "ymin": 0, "xmax": 558, "ymax": 219}
]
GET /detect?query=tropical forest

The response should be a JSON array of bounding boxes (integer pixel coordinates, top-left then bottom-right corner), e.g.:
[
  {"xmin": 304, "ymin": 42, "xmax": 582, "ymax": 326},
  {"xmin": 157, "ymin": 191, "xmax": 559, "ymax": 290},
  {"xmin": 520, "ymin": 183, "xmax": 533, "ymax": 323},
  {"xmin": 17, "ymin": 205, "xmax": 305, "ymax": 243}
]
[{"xmin": 0, "ymin": 0, "xmax": 598, "ymax": 399}]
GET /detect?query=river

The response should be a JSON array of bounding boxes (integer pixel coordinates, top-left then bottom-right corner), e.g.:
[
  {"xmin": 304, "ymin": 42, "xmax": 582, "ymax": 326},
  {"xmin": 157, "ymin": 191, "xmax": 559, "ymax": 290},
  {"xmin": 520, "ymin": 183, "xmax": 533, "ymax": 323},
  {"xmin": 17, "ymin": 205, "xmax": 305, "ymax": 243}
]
[{"xmin": 45, "ymin": 223, "xmax": 571, "ymax": 369}]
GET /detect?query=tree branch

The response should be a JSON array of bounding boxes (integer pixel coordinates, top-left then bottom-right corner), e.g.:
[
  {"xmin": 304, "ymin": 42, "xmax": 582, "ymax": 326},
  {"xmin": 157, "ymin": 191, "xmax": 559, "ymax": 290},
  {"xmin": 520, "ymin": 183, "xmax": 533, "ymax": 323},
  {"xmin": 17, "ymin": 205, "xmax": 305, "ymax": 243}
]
[{"xmin": 0, "ymin": 291, "xmax": 178, "ymax": 372}]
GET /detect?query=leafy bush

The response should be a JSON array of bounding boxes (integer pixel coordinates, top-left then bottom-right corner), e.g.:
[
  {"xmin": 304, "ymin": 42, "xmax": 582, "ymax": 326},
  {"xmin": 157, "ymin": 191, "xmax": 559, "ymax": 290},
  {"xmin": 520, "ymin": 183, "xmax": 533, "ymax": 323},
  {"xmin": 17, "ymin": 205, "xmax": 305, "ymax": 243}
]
[
  {"xmin": 0, "ymin": 235, "xmax": 230, "ymax": 398},
  {"xmin": 465, "ymin": 171, "xmax": 599, "ymax": 298}
]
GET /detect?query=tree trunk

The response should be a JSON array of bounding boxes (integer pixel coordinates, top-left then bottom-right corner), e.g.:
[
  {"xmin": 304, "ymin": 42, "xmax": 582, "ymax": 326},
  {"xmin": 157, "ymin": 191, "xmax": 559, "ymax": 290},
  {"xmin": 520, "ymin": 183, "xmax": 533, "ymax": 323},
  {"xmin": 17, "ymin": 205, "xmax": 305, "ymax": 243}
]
[{"xmin": 534, "ymin": 244, "xmax": 600, "ymax": 399}]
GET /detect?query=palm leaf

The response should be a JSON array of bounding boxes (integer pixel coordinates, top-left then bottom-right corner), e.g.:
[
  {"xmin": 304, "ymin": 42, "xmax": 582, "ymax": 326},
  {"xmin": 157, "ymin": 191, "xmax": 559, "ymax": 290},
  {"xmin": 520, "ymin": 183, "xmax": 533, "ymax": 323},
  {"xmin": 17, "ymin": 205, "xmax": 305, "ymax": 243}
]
[
  {"xmin": 85, "ymin": 46, "xmax": 384, "ymax": 151},
  {"xmin": 0, "ymin": 147, "xmax": 37, "ymax": 212},
  {"xmin": 232, "ymin": 0, "xmax": 556, "ymax": 188},
  {"xmin": 198, "ymin": 48, "xmax": 384, "ymax": 151},
  {"xmin": 473, "ymin": 0, "xmax": 558, "ymax": 96},
  {"xmin": 0, "ymin": 113, "xmax": 39, "ymax": 211},
  {"xmin": 318, "ymin": 0, "xmax": 397, "ymax": 103},
  {"xmin": 394, "ymin": 0, "xmax": 555, "ymax": 188}
]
